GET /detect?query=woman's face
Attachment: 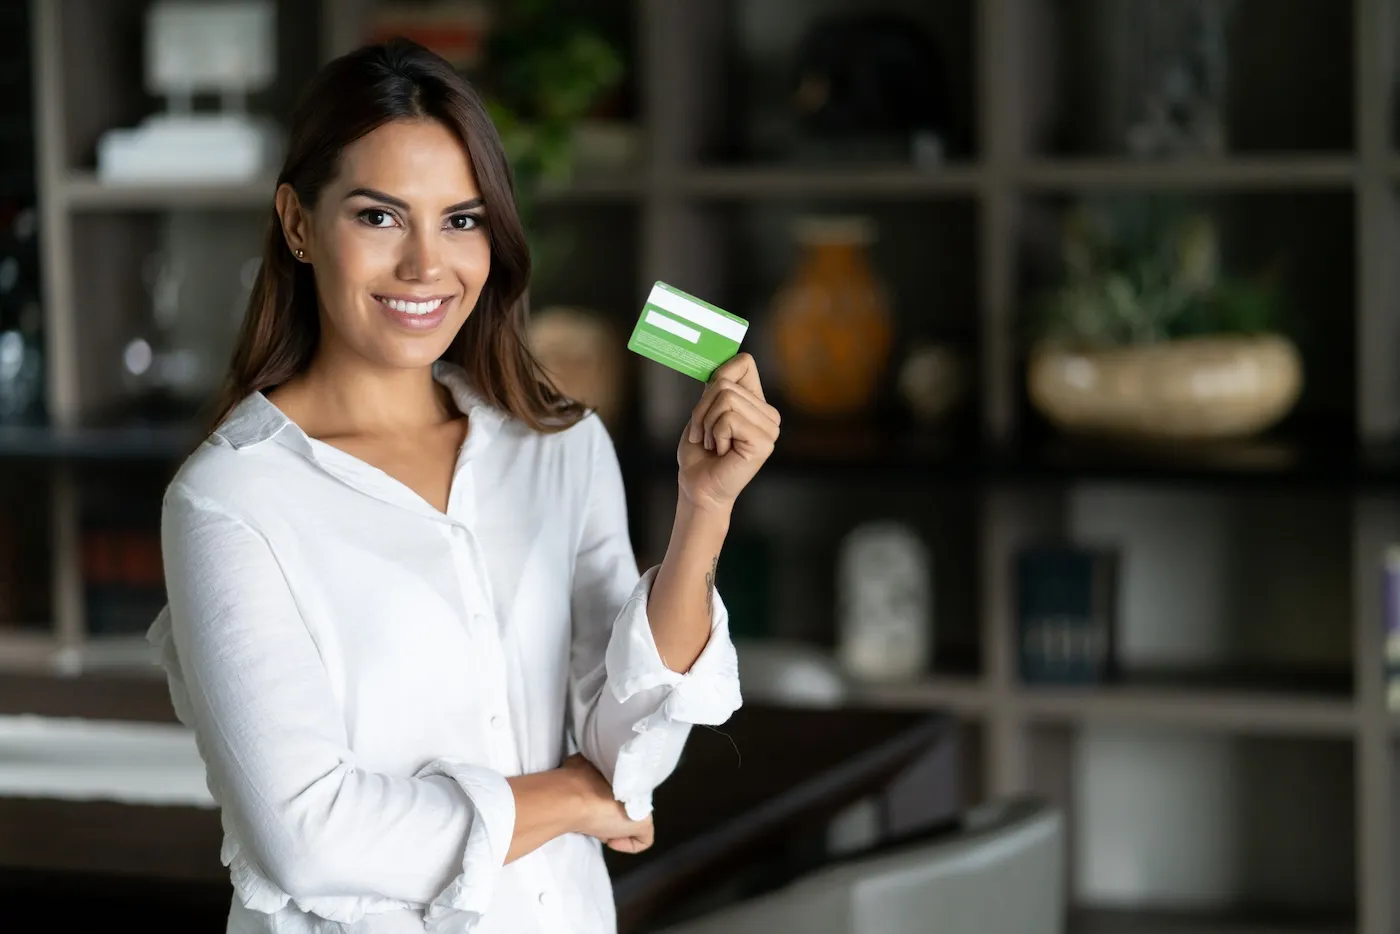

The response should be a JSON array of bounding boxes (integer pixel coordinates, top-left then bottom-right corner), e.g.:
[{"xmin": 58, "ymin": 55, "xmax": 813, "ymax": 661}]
[{"xmin": 291, "ymin": 118, "xmax": 491, "ymax": 371}]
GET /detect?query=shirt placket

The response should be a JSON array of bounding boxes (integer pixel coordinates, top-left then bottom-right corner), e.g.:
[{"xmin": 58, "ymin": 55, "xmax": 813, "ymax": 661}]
[
  {"xmin": 444, "ymin": 462, "xmax": 521, "ymax": 777},
  {"xmin": 530, "ymin": 876, "xmax": 573, "ymax": 930},
  {"xmin": 448, "ymin": 462, "xmax": 569, "ymax": 927}
]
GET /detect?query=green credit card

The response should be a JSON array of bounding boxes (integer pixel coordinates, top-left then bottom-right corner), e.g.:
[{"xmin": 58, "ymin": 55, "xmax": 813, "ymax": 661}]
[{"xmin": 627, "ymin": 281, "xmax": 748, "ymax": 382}]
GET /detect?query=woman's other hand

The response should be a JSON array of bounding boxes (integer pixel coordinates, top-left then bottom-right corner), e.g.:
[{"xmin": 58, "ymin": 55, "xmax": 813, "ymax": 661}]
[
  {"xmin": 560, "ymin": 754, "xmax": 655, "ymax": 854},
  {"xmin": 677, "ymin": 353, "xmax": 781, "ymax": 515}
]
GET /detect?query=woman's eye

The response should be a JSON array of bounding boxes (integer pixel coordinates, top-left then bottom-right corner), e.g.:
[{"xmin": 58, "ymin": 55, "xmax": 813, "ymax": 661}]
[
  {"xmin": 359, "ymin": 209, "xmax": 396, "ymax": 228},
  {"xmin": 448, "ymin": 213, "xmax": 482, "ymax": 232}
]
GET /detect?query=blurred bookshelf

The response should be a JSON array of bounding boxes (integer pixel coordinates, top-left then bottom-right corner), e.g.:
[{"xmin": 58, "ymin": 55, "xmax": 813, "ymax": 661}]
[
  {"xmin": 859, "ymin": 679, "xmax": 1359, "ymax": 738},
  {"xmin": 677, "ymin": 165, "xmax": 986, "ymax": 198},
  {"xmin": 1017, "ymin": 156, "xmax": 1358, "ymax": 191},
  {"xmin": 854, "ymin": 675, "xmax": 993, "ymax": 716},
  {"xmin": 6, "ymin": 0, "xmax": 1400, "ymax": 931},
  {"xmin": 1016, "ymin": 683, "xmax": 1358, "ymax": 738},
  {"xmin": 10, "ymin": 419, "xmax": 1400, "ymax": 491},
  {"xmin": 0, "ymin": 422, "xmax": 199, "ymax": 461},
  {"xmin": 1067, "ymin": 907, "xmax": 1354, "ymax": 934},
  {"xmin": 60, "ymin": 172, "xmax": 279, "ymax": 211}
]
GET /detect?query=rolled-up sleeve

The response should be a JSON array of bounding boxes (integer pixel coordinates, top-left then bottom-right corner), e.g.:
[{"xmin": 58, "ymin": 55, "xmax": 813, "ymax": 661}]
[
  {"xmin": 158, "ymin": 482, "xmax": 515, "ymax": 926},
  {"xmin": 568, "ymin": 417, "xmax": 743, "ymax": 820}
]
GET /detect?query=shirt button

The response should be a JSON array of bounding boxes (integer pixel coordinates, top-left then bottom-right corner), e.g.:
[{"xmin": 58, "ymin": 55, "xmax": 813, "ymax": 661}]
[
  {"xmin": 537, "ymin": 891, "xmax": 549, "ymax": 906},
  {"xmin": 490, "ymin": 715, "xmax": 503, "ymax": 729}
]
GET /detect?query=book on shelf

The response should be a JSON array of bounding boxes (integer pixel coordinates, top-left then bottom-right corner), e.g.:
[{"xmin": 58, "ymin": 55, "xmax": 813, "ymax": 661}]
[{"xmin": 1016, "ymin": 544, "xmax": 1119, "ymax": 685}]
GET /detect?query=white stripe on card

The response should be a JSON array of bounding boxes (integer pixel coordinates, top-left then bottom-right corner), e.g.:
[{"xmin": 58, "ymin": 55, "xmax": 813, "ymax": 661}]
[
  {"xmin": 644, "ymin": 310, "xmax": 701, "ymax": 343},
  {"xmin": 646, "ymin": 285, "xmax": 747, "ymax": 343}
]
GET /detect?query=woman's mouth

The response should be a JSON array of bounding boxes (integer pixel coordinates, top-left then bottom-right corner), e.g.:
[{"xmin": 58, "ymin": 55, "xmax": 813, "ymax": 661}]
[{"xmin": 374, "ymin": 294, "xmax": 454, "ymax": 330}]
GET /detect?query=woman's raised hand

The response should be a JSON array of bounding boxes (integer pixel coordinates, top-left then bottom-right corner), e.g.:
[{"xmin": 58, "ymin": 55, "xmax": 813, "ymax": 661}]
[{"xmin": 677, "ymin": 353, "xmax": 781, "ymax": 515}]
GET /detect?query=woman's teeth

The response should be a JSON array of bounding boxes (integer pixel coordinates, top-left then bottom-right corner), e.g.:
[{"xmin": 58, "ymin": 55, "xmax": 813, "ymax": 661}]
[{"xmin": 380, "ymin": 297, "xmax": 445, "ymax": 315}]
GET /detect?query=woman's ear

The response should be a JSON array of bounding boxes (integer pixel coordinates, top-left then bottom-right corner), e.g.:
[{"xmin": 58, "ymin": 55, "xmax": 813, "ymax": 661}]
[{"xmin": 275, "ymin": 183, "xmax": 313, "ymax": 261}]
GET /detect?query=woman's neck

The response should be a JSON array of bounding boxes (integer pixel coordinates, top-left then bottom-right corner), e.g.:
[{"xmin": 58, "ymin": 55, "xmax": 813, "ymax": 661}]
[{"xmin": 281, "ymin": 352, "xmax": 458, "ymax": 440}]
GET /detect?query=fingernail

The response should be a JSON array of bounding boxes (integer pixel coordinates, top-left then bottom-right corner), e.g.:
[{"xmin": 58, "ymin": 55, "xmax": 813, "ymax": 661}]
[{"xmin": 688, "ymin": 423, "xmax": 699, "ymax": 444}]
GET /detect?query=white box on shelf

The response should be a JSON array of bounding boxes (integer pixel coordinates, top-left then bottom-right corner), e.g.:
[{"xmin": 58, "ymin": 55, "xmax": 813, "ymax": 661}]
[{"xmin": 97, "ymin": 114, "xmax": 283, "ymax": 183}]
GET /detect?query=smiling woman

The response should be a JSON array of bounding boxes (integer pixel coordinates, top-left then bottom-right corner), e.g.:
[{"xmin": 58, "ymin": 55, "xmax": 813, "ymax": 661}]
[
  {"xmin": 209, "ymin": 39, "xmax": 575, "ymax": 435},
  {"xmin": 284, "ymin": 123, "xmax": 492, "ymax": 354},
  {"xmin": 150, "ymin": 36, "xmax": 779, "ymax": 934}
]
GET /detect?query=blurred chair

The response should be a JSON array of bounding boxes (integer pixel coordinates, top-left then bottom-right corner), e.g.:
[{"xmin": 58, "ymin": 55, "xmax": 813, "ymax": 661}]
[{"xmin": 654, "ymin": 797, "xmax": 1065, "ymax": 934}]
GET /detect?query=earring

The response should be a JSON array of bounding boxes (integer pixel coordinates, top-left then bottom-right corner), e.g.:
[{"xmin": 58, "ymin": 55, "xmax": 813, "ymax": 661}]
[{"xmin": 294, "ymin": 248, "xmax": 306, "ymax": 259}]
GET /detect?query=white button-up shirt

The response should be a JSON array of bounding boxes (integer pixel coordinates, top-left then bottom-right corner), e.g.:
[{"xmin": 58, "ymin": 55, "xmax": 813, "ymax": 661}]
[{"xmin": 147, "ymin": 361, "xmax": 742, "ymax": 934}]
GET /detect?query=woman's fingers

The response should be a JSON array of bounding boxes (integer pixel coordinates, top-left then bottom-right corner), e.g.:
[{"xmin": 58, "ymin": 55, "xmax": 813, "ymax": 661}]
[
  {"xmin": 605, "ymin": 834, "xmax": 652, "ymax": 854},
  {"xmin": 606, "ymin": 837, "xmax": 647, "ymax": 854},
  {"xmin": 712, "ymin": 411, "xmax": 778, "ymax": 459},
  {"xmin": 686, "ymin": 353, "xmax": 775, "ymax": 445},
  {"xmin": 701, "ymin": 383, "xmax": 780, "ymax": 452},
  {"xmin": 711, "ymin": 352, "xmax": 766, "ymax": 402},
  {"xmin": 605, "ymin": 815, "xmax": 655, "ymax": 853},
  {"xmin": 689, "ymin": 376, "xmax": 781, "ymax": 449}
]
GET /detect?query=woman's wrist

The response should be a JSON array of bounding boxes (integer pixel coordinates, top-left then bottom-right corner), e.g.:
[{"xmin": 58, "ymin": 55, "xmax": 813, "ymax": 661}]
[
  {"xmin": 555, "ymin": 761, "xmax": 603, "ymax": 836},
  {"xmin": 672, "ymin": 493, "xmax": 731, "ymax": 545}
]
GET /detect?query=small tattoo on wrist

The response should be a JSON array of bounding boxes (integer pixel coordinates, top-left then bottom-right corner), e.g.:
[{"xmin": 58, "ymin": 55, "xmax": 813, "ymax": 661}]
[{"xmin": 704, "ymin": 555, "xmax": 718, "ymax": 615}]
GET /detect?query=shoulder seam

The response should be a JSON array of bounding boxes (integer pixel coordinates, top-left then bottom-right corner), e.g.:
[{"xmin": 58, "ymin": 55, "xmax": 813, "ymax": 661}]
[{"xmin": 165, "ymin": 480, "xmax": 267, "ymax": 543}]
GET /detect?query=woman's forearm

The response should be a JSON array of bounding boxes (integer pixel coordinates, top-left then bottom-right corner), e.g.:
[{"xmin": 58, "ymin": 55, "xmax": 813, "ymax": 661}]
[
  {"xmin": 647, "ymin": 495, "xmax": 731, "ymax": 674},
  {"xmin": 505, "ymin": 757, "xmax": 651, "ymax": 862},
  {"xmin": 503, "ymin": 770, "xmax": 585, "ymax": 863}
]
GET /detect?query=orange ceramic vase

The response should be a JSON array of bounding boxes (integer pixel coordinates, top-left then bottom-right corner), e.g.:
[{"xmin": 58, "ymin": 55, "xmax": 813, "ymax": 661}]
[{"xmin": 769, "ymin": 217, "xmax": 893, "ymax": 417}]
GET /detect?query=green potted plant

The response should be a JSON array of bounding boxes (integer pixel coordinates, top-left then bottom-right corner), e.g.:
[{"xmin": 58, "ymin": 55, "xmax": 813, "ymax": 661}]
[
  {"xmin": 473, "ymin": 3, "xmax": 635, "ymax": 425},
  {"xmin": 480, "ymin": 0, "xmax": 625, "ymax": 292},
  {"xmin": 1026, "ymin": 195, "xmax": 1302, "ymax": 441}
]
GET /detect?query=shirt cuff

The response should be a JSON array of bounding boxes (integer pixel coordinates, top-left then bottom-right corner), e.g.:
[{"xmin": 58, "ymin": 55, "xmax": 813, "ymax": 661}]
[
  {"xmin": 605, "ymin": 566, "xmax": 743, "ymax": 819},
  {"xmin": 415, "ymin": 758, "xmax": 516, "ymax": 930}
]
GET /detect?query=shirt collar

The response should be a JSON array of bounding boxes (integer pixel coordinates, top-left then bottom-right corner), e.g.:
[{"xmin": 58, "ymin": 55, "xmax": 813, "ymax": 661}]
[{"xmin": 212, "ymin": 360, "xmax": 505, "ymax": 456}]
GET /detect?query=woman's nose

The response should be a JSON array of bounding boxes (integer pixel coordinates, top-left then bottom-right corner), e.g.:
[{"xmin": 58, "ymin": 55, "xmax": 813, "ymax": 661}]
[{"xmin": 399, "ymin": 228, "xmax": 442, "ymax": 283}]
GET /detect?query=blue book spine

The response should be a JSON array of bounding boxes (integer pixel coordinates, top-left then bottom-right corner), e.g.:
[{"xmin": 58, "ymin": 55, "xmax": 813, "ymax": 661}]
[{"xmin": 1016, "ymin": 545, "xmax": 1117, "ymax": 685}]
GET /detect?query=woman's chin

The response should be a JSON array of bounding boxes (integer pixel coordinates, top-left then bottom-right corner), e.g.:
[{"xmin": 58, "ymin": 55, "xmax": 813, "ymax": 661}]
[{"xmin": 361, "ymin": 333, "xmax": 459, "ymax": 371}]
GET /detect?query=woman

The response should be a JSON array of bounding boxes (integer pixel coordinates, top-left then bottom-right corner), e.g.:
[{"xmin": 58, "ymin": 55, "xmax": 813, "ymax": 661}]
[{"xmin": 148, "ymin": 38, "xmax": 779, "ymax": 934}]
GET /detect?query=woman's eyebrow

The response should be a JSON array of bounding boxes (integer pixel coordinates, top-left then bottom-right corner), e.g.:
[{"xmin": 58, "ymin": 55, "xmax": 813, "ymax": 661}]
[{"xmin": 344, "ymin": 187, "xmax": 485, "ymax": 214}]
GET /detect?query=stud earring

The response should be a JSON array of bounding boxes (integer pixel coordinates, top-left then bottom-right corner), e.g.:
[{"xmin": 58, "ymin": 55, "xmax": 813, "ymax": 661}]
[{"xmin": 294, "ymin": 248, "xmax": 306, "ymax": 259}]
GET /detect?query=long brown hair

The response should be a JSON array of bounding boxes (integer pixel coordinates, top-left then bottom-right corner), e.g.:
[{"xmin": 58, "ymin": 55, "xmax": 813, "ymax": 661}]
[{"xmin": 208, "ymin": 38, "xmax": 584, "ymax": 433}]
